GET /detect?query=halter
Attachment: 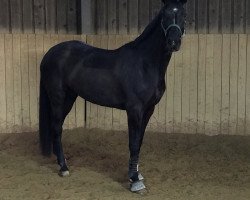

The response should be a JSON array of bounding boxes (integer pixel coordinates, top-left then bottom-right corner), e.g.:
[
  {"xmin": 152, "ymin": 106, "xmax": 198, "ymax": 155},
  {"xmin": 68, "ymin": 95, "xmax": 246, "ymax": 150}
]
[{"xmin": 161, "ymin": 8, "xmax": 184, "ymax": 37}]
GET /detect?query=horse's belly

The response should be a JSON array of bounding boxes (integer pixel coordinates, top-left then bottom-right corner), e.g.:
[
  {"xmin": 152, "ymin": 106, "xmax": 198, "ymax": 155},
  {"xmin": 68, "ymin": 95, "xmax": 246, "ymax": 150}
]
[
  {"xmin": 68, "ymin": 69, "xmax": 126, "ymax": 109},
  {"xmin": 78, "ymin": 87, "xmax": 125, "ymax": 109}
]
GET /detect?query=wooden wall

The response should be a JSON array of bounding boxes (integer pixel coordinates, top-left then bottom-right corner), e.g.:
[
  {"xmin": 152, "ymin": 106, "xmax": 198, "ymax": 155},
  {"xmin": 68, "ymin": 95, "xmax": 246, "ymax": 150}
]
[
  {"xmin": 0, "ymin": 33, "xmax": 250, "ymax": 136},
  {"xmin": 86, "ymin": 0, "xmax": 250, "ymax": 34},
  {"xmin": 1, "ymin": 0, "xmax": 250, "ymax": 35},
  {"xmin": 0, "ymin": 0, "xmax": 79, "ymax": 34}
]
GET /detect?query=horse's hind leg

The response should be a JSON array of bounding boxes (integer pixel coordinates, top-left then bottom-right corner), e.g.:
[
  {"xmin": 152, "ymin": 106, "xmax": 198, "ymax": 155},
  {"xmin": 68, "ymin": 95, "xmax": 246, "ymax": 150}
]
[{"xmin": 51, "ymin": 92, "xmax": 77, "ymax": 177}]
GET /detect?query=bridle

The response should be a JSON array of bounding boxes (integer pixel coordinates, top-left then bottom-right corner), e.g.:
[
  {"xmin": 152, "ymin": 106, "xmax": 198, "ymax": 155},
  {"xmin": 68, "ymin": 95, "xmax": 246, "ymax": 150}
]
[{"xmin": 161, "ymin": 8, "xmax": 185, "ymax": 37}]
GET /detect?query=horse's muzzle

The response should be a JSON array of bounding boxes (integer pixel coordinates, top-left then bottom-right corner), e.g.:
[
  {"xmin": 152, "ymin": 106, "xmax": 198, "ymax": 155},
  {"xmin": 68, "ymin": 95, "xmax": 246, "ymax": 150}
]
[{"xmin": 167, "ymin": 39, "xmax": 181, "ymax": 52}]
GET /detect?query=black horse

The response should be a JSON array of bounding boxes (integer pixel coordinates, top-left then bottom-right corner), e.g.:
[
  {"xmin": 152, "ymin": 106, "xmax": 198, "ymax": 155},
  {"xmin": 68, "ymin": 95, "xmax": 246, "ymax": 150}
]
[{"xmin": 39, "ymin": 0, "xmax": 187, "ymax": 192}]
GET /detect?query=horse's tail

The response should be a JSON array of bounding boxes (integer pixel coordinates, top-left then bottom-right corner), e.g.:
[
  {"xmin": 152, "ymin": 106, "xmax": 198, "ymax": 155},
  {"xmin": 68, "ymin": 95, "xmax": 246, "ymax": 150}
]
[{"xmin": 39, "ymin": 81, "xmax": 52, "ymax": 156}]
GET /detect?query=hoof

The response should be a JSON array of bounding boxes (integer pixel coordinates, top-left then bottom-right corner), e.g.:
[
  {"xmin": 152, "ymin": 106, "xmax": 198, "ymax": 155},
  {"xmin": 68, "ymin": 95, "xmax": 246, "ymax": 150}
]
[
  {"xmin": 58, "ymin": 170, "xmax": 70, "ymax": 177},
  {"xmin": 135, "ymin": 188, "xmax": 147, "ymax": 195},
  {"xmin": 130, "ymin": 180, "xmax": 146, "ymax": 193}
]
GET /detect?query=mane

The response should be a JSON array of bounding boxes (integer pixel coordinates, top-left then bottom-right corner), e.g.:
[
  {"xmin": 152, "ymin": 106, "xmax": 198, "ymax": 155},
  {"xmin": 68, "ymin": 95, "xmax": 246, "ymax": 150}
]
[{"xmin": 132, "ymin": 8, "xmax": 163, "ymax": 45}]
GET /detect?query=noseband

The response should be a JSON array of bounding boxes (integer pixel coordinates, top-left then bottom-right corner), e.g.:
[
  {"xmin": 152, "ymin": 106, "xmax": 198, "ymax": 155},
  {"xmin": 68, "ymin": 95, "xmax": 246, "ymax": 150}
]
[{"xmin": 161, "ymin": 9, "xmax": 184, "ymax": 37}]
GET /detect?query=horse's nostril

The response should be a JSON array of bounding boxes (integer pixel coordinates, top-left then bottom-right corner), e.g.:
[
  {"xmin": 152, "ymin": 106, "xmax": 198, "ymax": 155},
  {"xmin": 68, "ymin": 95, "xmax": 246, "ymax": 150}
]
[{"xmin": 168, "ymin": 40, "xmax": 176, "ymax": 46}]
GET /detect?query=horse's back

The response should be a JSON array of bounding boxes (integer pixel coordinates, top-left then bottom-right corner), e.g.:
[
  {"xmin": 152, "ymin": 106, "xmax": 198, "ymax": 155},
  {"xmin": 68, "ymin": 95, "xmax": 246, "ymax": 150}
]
[{"xmin": 41, "ymin": 40, "xmax": 92, "ymax": 69}]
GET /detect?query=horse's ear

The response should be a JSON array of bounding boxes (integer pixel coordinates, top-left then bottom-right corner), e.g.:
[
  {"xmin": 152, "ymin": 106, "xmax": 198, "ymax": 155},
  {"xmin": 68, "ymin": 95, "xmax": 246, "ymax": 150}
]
[
  {"xmin": 162, "ymin": 0, "xmax": 187, "ymax": 5},
  {"xmin": 180, "ymin": 0, "xmax": 187, "ymax": 4},
  {"xmin": 162, "ymin": 0, "xmax": 167, "ymax": 4}
]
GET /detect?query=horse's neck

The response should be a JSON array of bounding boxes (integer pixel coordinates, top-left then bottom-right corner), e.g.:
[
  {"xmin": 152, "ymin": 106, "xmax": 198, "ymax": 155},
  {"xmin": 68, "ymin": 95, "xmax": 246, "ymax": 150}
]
[
  {"xmin": 134, "ymin": 15, "xmax": 164, "ymax": 52},
  {"xmin": 132, "ymin": 14, "xmax": 172, "ymax": 74}
]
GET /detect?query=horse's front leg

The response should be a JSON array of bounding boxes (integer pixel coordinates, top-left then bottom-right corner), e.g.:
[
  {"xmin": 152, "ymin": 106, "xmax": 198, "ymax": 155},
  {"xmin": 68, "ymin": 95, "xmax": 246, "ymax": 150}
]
[{"xmin": 127, "ymin": 105, "xmax": 155, "ymax": 192}]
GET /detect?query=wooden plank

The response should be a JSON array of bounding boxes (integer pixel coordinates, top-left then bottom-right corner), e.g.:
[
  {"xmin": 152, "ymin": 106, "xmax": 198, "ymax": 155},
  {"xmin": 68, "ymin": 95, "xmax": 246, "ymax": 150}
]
[
  {"xmin": 75, "ymin": 35, "xmax": 86, "ymax": 128},
  {"xmin": 107, "ymin": 0, "xmax": 117, "ymax": 34},
  {"xmin": 165, "ymin": 54, "xmax": 175, "ymax": 133},
  {"xmin": 12, "ymin": 34, "xmax": 22, "ymax": 132},
  {"xmin": 181, "ymin": 37, "xmax": 190, "ymax": 133},
  {"xmin": 45, "ymin": 0, "xmax": 57, "ymax": 34},
  {"xmin": 5, "ymin": 34, "xmax": 14, "ymax": 133},
  {"xmin": 28, "ymin": 35, "xmax": 38, "ymax": 130},
  {"xmin": 189, "ymin": 34, "xmax": 198, "ymax": 134},
  {"xmin": 197, "ymin": 0, "xmax": 208, "ymax": 33},
  {"xmin": 97, "ymin": 0, "xmax": 107, "ymax": 34},
  {"xmin": 128, "ymin": 0, "xmax": 138, "ymax": 34},
  {"xmin": 0, "ymin": 35, "xmax": 7, "ymax": 133},
  {"xmin": 221, "ymin": 0, "xmax": 232, "ymax": 33},
  {"xmin": 57, "ymin": 0, "xmax": 67, "ymax": 34},
  {"xmin": 221, "ymin": 34, "xmax": 230, "ymax": 135},
  {"xmin": 34, "ymin": 0, "xmax": 45, "ymax": 34},
  {"xmin": 233, "ymin": 0, "xmax": 245, "ymax": 33},
  {"xmin": 22, "ymin": 0, "xmax": 34, "ymax": 33},
  {"xmin": 0, "ymin": 0, "xmax": 10, "ymax": 33},
  {"xmin": 205, "ymin": 35, "xmax": 214, "ymax": 135},
  {"xmin": 150, "ymin": 0, "xmax": 161, "ymax": 20},
  {"xmin": 35, "ymin": 34, "xmax": 44, "ymax": 125},
  {"xmin": 247, "ymin": 0, "xmax": 250, "ymax": 33},
  {"xmin": 229, "ymin": 34, "xmax": 238, "ymax": 135},
  {"xmin": 197, "ymin": 34, "xmax": 206, "ymax": 134},
  {"xmin": 237, "ymin": 34, "xmax": 247, "ymax": 135},
  {"xmin": 173, "ymin": 50, "xmax": 183, "ymax": 133},
  {"xmin": 81, "ymin": 0, "xmax": 96, "ymax": 34},
  {"xmin": 185, "ymin": 0, "xmax": 196, "ymax": 33},
  {"xmin": 138, "ymin": 0, "xmax": 149, "ymax": 33},
  {"xmin": 208, "ymin": 0, "xmax": 219, "ymax": 33},
  {"xmin": 213, "ymin": 35, "xmax": 222, "ymax": 134},
  {"xmin": 10, "ymin": 0, "xmax": 22, "ymax": 33},
  {"xmin": 50, "ymin": 34, "xmax": 59, "ymax": 46},
  {"xmin": 20, "ymin": 35, "xmax": 30, "ymax": 131},
  {"xmin": 43, "ymin": 34, "xmax": 52, "ymax": 54},
  {"xmin": 118, "ymin": 0, "xmax": 128, "ymax": 34},
  {"xmin": 246, "ymin": 34, "xmax": 250, "ymax": 134},
  {"xmin": 67, "ymin": 0, "xmax": 77, "ymax": 34}
]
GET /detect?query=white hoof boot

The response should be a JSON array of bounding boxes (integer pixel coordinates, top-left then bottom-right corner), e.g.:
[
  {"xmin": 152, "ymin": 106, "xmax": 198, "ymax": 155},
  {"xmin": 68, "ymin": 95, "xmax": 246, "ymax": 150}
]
[
  {"xmin": 138, "ymin": 173, "xmax": 144, "ymax": 181},
  {"xmin": 59, "ymin": 170, "xmax": 70, "ymax": 177},
  {"xmin": 129, "ymin": 173, "xmax": 144, "ymax": 182},
  {"xmin": 130, "ymin": 180, "xmax": 146, "ymax": 193}
]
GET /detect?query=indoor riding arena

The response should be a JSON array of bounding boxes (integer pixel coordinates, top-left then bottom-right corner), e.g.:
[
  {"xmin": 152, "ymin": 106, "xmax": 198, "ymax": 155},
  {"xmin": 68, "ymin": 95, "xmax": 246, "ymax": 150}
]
[{"xmin": 0, "ymin": 0, "xmax": 250, "ymax": 199}]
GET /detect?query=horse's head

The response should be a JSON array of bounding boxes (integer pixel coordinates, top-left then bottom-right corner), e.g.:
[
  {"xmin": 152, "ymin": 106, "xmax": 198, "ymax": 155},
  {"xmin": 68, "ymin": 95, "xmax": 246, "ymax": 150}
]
[{"xmin": 161, "ymin": 0, "xmax": 187, "ymax": 52}]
